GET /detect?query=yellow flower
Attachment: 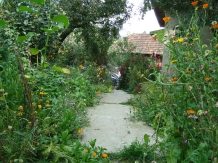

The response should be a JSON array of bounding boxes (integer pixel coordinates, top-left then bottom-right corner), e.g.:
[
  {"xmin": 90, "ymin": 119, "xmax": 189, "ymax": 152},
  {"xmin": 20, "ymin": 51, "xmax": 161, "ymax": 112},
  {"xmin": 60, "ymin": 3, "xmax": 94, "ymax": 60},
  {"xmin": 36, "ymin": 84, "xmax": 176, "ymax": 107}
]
[
  {"xmin": 171, "ymin": 60, "xmax": 177, "ymax": 64},
  {"xmin": 46, "ymin": 104, "xmax": 50, "ymax": 107},
  {"xmin": 18, "ymin": 112, "xmax": 22, "ymax": 116},
  {"xmin": 46, "ymin": 100, "xmax": 49, "ymax": 103},
  {"xmin": 78, "ymin": 129, "xmax": 83, "ymax": 134},
  {"xmin": 34, "ymin": 111, "xmax": 37, "ymax": 114},
  {"xmin": 191, "ymin": 1, "xmax": 198, "ymax": 6},
  {"xmin": 171, "ymin": 77, "xmax": 178, "ymax": 82},
  {"xmin": 38, "ymin": 105, "xmax": 42, "ymax": 109},
  {"xmin": 102, "ymin": 153, "xmax": 108, "ymax": 158},
  {"xmin": 187, "ymin": 110, "xmax": 196, "ymax": 115},
  {"xmin": 178, "ymin": 38, "xmax": 184, "ymax": 43},
  {"xmin": 79, "ymin": 64, "xmax": 83, "ymax": 69},
  {"xmin": 194, "ymin": 38, "xmax": 199, "ymax": 41},
  {"xmin": 204, "ymin": 77, "xmax": 211, "ymax": 81},
  {"xmin": 93, "ymin": 152, "xmax": 97, "ymax": 157},
  {"xmin": 84, "ymin": 149, "xmax": 88, "ymax": 153},
  {"xmin": 18, "ymin": 105, "xmax": 24, "ymax": 111},
  {"xmin": 39, "ymin": 92, "xmax": 47, "ymax": 95},
  {"xmin": 203, "ymin": 3, "xmax": 208, "ymax": 9},
  {"xmin": 216, "ymin": 44, "xmax": 218, "ymax": 48},
  {"xmin": 163, "ymin": 17, "xmax": 170, "ymax": 23}
]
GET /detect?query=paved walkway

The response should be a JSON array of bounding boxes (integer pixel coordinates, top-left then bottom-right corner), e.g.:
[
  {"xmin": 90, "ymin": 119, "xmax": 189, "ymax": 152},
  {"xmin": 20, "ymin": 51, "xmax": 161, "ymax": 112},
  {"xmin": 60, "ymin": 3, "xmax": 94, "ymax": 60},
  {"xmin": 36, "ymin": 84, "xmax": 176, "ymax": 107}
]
[{"xmin": 81, "ymin": 90, "xmax": 155, "ymax": 152}]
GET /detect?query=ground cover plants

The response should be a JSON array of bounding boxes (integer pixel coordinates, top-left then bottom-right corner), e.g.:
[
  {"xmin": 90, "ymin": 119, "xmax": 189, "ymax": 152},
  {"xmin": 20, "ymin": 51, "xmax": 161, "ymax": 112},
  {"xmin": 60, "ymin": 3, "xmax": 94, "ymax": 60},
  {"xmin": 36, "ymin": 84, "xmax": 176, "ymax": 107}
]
[
  {"xmin": 127, "ymin": 2, "xmax": 218, "ymax": 162},
  {"xmin": 0, "ymin": 0, "xmax": 114, "ymax": 162}
]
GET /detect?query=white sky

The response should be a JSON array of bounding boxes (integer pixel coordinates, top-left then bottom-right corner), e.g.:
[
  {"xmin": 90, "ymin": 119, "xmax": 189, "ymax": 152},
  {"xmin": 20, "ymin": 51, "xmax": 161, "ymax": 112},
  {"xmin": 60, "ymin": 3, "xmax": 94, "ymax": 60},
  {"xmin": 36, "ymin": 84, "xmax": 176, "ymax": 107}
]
[{"xmin": 119, "ymin": 0, "xmax": 164, "ymax": 37}]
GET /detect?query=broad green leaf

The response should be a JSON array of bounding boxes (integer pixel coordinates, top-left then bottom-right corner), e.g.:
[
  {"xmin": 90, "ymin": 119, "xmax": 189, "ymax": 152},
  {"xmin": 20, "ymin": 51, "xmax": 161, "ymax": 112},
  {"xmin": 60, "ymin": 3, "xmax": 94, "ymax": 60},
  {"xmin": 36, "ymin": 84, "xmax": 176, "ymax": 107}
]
[
  {"xmin": 52, "ymin": 15, "xmax": 69, "ymax": 28},
  {"xmin": 17, "ymin": 36, "xmax": 29, "ymax": 43},
  {"xmin": 30, "ymin": 48, "xmax": 39, "ymax": 55},
  {"xmin": 17, "ymin": 32, "xmax": 35, "ymax": 43},
  {"xmin": 144, "ymin": 134, "xmax": 149, "ymax": 146},
  {"xmin": 0, "ymin": 20, "xmax": 9, "ymax": 26},
  {"xmin": 52, "ymin": 66, "xmax": 63, "ymax": 73},
  {"xmin": 21, "ymin": 0, "xmax": 45, "ymax": 5},
  {"xmin": 62, "ymin": 68, "xmax": 71, "ymax": 74},
  {"xmin": 18, "ymin": 6, "xmax": 35, "ymax": 13},
  {"xmin": 41, "ymin": 26, "xmax": 59, "ymax": 34}
]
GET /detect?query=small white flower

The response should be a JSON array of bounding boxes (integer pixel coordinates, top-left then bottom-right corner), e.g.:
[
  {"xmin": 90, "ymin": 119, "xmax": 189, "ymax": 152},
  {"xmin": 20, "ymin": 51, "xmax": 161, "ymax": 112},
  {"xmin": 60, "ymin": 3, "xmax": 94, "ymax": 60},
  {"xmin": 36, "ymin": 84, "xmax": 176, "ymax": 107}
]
[
  {"xmin": 212, "ymin": 21, "xmax": 217, "ymax": 25},
  {"xmin": 8, "ymin": 126, "xmax": 12, "ymax": 130}
]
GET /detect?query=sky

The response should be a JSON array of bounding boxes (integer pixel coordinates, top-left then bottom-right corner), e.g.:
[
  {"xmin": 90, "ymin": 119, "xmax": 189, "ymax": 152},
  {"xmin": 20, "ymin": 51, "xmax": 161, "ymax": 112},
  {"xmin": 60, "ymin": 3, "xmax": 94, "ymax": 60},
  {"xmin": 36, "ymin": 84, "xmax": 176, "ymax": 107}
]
[{"xmin": 119, "ymin": 0, "xmax": 164, "ymax": 37}]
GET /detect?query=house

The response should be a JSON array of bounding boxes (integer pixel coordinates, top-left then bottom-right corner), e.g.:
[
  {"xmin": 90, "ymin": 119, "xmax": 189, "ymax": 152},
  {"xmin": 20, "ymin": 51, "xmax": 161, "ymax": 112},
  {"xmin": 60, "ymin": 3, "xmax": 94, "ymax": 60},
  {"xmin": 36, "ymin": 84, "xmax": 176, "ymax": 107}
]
[{"xmin": 127, "ymin": 33, "xmax": 164, "ymax": 68}]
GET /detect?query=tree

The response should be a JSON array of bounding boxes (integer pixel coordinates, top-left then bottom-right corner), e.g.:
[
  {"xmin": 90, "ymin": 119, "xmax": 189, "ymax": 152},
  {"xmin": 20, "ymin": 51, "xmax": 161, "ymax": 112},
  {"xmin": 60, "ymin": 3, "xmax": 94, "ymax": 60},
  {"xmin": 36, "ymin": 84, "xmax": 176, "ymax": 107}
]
[{"xmin": 142, "ymin": 0, "xmax": 218, "ymax": 27}]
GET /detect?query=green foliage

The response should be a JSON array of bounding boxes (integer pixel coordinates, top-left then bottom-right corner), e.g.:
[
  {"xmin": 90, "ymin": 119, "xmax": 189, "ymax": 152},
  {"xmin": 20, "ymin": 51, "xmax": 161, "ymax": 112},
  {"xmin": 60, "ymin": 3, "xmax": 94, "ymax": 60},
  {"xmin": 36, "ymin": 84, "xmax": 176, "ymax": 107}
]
[{"xmin": 129, "ymin": 6, "xmax": 218, "ymax": 162}]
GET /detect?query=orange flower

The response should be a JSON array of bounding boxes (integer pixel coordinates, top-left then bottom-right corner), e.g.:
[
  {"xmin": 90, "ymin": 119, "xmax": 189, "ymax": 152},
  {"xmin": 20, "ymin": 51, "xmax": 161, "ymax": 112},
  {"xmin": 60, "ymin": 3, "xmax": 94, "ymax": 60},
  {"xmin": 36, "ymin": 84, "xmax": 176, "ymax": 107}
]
[
  {"xmin": 171, "ymin": 77, "xmax": 178, "ymax": 82},
  {"xmin": 153, "ymin": 36, "xmax": 158, "ymax": 40},
  {"xmin": 93, "ymin": 152, "xmax": 97, "ymax": 157},
  {"xmin": 191, "ymin": 1, "xmax": 198, "ymax": 6},
  {"xmin": 187, "ymin": 110, "xmax": 196, "ymax": 115},
  {"xmin": 186, "ymin": 70, "xmax": 191, "ymax": 74},
  {"xmin": 211, "ymin": 24, "xmax": 218, "ymax": 29},
  {"xmin": 203, "ymin": 3, "xmax": 208, "ymax": 9},
  {"xmin": 163, "ymin": 17, "xmax": 170, "ymax": 23},
  {"xmin": 204, "ymin": 77, "xmax": 211, "ymax": 81},
  {"xmin": 102, "ymin": 153, "xmax": 108, "ymax": 158},
  {"xmin": 78, "ymin": 129, "xmax": 83, "ymax": 134},
  {"xmin": 84, "ymin": 149, "xmax": 88, "ymax": 153}
]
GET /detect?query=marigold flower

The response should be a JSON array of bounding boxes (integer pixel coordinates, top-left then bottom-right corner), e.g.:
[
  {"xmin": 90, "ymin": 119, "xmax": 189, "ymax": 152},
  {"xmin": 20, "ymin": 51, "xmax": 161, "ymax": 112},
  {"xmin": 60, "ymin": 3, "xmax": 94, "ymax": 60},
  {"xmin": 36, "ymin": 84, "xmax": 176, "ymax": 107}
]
[
  {"xmin": 171, "ymin": 60, "xmax": 177, "ymax": 63},
  {"xmin": 38, "ymin": 105, "xmax": 42, "ymax": 109},
  {"xmin": 18, "ymin": 112, "xmax": 22, "ymax": 116},
  {"xmin": 178, "ymin": 38, "xmax": 184, "ymax": 43},
  {"xmin": 78, "ymin": 129, "xmax": 83, "ymax": 134},
  {"xmin": 203, "ymin": 3, "xmax": 208, "ymax": 9},
  {"xmin": 191, "ymin": 1, "xmax": 198, "ymax": 6},
  {"xmin": 211, "ymin": 24, "xmax": 218, "ymax": 29},
  {"xmin": 171, "ymin": 77, "xmax": 178, "ymax": 82},
  {"xmin": 93, "ymin": 152, "xmax": 97, "ymax": 157},
  {"xmin": 153, "ymin": 35, "xmax": 158, "ymax": 40},
  {"xmin": 163, "ymin": 17, "xmax": 170, "ymax": 23},
  {"xmin": 204, "ymin": 77, "xmax": 211, "ymax": 81},
  {"xmin": 18, "ymin": 105, "xmax": 24, "ymax": 111},
  {"xmin": 194, "ymin": 38, "xmax": 199, "ymax": 41},
  {"xmin": 84, "ymin": 149, "xmax": 88, "ymax": 153},
  {"xmin": 39, "ymin": 92, "xmax": 47, "ymax": 95},
  {"xmin": 102, "ymin": 153, "xmax": 108, "ymax": 158},
  {"xmin": 186, "ymin": 70, "xmax": 191, "ymax": 74},
  {"xmin": 46, "ymin": 104, "xmax": 50, "ymax": 107},
  {"xmin": 187, "ymin": 110, "xmax": 196, "ymax": 115}
]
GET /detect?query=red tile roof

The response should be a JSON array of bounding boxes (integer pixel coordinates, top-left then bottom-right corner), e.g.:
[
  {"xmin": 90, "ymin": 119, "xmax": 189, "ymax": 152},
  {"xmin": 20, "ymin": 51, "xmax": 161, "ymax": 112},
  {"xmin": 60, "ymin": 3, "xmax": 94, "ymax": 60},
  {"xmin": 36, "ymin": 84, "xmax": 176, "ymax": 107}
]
[{"xmin": 128, "ymin": 33, "xmax": 164, "ymax": 55}]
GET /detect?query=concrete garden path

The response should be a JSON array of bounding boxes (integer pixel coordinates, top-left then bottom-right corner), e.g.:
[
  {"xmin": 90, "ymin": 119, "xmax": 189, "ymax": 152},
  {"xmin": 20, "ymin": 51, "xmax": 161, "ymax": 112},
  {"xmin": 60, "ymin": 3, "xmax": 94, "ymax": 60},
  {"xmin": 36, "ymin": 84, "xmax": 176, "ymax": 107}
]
[{"xmin": 81, "ymin": 90, "xmax": 155, "ymax": 152}]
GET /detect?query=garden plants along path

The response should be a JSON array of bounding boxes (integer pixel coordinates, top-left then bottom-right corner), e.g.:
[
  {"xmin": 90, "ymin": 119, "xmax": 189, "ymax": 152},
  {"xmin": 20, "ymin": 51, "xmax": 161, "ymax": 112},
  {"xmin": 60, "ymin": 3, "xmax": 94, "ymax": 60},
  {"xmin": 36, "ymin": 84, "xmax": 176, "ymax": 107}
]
[{"xmin": 81, "ymin": 90, "xmax": 154, "ymax": 152}]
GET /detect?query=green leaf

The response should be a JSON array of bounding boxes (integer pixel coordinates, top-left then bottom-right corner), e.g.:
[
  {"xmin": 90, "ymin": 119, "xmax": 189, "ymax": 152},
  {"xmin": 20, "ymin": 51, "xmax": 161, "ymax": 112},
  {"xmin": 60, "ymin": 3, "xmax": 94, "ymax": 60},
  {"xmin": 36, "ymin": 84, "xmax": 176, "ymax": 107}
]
[
  {"xmin": 21, "ymin": 0, "xmax": 45, "ymax": 5},
  {"xmin": 13, "ymin": 131, "xmax": 24, "ymax": 136},
  {"xmin": 52, "ymin": 65, "xmax": 63, "ymax": 73},
  {"xmin": 0, "ymin": 20, "xmax": 9, "ymax": 26},
  {"xmin": 41, "ymin": 26, "xmax": 59, "ymax": 34},
  {"xmin": 52, "ymin": 15, "xmax": 69, "ymax": 28},
  {"xmin": 30, "ymin": 48, "xmax": 39, "ymax": 55},
  {"xmin": 62, "ymin": 68, "xmax": 71, "ymax": 74},
  {"xmin": 17, "ymin": 36, "xmax": 29, "ymax": 43},
  {"xmin": 144, "ymin": 134, "xmax": 149, "ymax": 146},
  {"xmin": 18, "ymin": 6, "xmax": 36, "ymax": 13},
  {"xmin": 17, "ymin": 32, "xmax": 35, "ymax": 43}
]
